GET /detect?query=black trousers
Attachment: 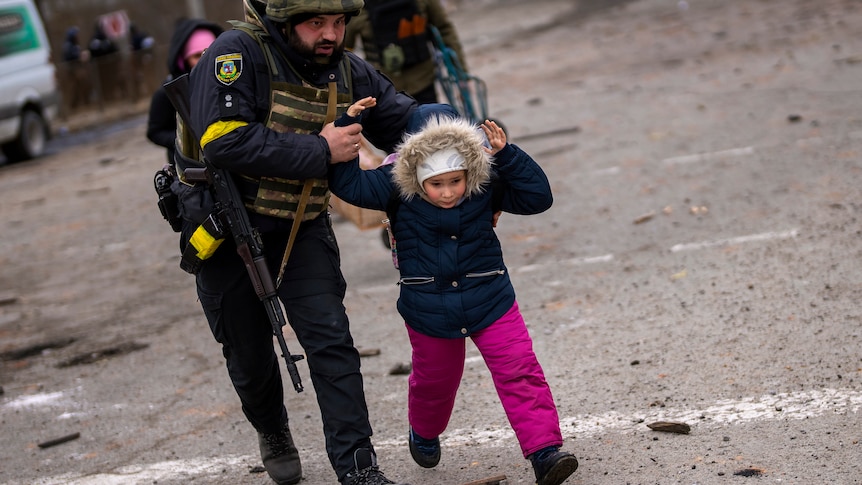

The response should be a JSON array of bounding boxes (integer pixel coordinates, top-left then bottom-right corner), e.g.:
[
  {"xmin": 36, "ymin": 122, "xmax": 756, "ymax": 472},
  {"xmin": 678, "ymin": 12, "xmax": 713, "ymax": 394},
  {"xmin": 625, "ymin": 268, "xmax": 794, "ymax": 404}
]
[{"xmin": 191, "ymin": 214, "xmax": 373, "ymax": 478}]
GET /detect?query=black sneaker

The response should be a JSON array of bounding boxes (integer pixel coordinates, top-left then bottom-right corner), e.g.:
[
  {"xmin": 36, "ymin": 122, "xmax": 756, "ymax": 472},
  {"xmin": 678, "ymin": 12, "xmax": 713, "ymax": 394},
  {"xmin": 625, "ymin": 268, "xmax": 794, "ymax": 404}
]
[
  {"xmin": 408, "ymin": 427, "xmax": 440, "ymax": 468},
  {"xmin": 341, "ymin": 448, "xmax": 409, "ymax": 485},
  {"xmin": 258, "ymin": 422, "xmax": 302, "ymax": 485},
  {"xmin": 530, "ymin": 447, "xmax": 578, "ymax": 485}
]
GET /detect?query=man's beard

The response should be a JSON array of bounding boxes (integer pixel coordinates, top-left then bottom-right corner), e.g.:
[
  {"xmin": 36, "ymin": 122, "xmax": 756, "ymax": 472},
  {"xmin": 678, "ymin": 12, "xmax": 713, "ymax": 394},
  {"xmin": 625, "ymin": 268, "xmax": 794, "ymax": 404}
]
[{"xmin": 287, "ymin": 28, "xmax": 345, "ymax": 65}]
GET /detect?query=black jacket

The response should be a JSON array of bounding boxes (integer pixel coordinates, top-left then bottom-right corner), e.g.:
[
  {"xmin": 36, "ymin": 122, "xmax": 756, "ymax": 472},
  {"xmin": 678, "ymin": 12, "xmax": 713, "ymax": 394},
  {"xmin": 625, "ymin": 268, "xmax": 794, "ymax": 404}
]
[
  {"xmin": 147, "ymin": 18, "xmax": 223, "ymax": 165},
  {"xmin": 188, "ymin": 9, "xmax": 416, "ymax": 230}
]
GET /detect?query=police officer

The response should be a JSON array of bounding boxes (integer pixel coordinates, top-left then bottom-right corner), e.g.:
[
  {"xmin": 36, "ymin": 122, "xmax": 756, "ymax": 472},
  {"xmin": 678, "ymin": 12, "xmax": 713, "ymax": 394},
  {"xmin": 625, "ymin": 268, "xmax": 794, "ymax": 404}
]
[{"xmin": 187, "ymin": 0, "xmax": 416, "ymax": 483}]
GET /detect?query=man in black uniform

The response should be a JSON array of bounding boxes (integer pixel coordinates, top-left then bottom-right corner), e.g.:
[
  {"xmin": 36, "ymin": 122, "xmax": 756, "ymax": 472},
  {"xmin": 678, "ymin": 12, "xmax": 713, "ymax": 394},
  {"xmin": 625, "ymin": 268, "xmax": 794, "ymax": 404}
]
[{"xmin": 186, "ymin": 0, "xmax": 416, "ymax": 483}]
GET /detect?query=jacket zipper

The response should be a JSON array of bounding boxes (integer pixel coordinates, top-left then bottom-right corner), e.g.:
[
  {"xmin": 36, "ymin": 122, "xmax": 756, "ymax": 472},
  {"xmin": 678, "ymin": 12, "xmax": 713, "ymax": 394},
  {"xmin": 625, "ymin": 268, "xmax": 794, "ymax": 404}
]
[
  {"xmin": 399, "ymin": 276, "xmax": 435, "ymax": 285},
  {"xmin": 465, "ymin": 269, "xmax": 505, "ymax": 278}
]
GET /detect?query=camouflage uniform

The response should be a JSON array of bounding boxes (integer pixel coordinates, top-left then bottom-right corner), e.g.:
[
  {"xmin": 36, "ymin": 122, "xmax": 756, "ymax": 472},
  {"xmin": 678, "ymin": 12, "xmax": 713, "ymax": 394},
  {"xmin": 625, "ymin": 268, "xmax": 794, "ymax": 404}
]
[{"xmin": 344, "ymin": 0, "xmax": 467, "ymax": 103}]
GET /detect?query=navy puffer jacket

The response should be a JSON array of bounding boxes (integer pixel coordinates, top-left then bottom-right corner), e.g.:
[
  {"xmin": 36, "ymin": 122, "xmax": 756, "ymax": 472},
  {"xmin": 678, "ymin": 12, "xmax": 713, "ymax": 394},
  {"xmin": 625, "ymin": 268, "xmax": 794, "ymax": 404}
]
[{"xmin": 329, "ymin": 117, "xmax": 552, "ymax": 338}]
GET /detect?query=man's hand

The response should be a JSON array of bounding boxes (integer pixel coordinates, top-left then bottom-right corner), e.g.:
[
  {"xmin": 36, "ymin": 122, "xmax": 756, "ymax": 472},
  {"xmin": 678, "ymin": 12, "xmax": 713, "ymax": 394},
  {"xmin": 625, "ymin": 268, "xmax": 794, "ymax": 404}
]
[{"xmin": 322, "ymin": 122, "xmax": 363, "ymax": 164}]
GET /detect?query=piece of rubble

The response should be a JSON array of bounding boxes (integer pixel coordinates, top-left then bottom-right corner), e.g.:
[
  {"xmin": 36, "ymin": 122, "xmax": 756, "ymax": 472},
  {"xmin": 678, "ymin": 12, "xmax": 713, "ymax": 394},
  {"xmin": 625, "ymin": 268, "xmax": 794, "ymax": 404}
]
[
  {"xmin": 670, "ymin": 269, "xmax": 687, "ymax": 280},
  {"xmin": 647, "ymin": 421, "xmax": 691, "ymax": 434},
  {"xmin": 358, "ymin": 347, "xmax": 381, "ymax": 357},
  {"xmin": 389, "ymin": 362, "xmax": 412, "ymax": 375},
  {"xmin": 38, "ymin": 432, "xmax": 80, "ymax": 448},
  {"xmin": 0, "ymin": 292, "xmax": 18, "ymax": 307},
  {"xmin": 734, "ymin": 468, "xmax": 764, "ymax": 477},
  {"xmin": 633, "ymin": 211, "xmax": 656, "ymax": 224},
  {"xmin": 461, "ymin": 474, "xmax": 508, "ymax": 485}
]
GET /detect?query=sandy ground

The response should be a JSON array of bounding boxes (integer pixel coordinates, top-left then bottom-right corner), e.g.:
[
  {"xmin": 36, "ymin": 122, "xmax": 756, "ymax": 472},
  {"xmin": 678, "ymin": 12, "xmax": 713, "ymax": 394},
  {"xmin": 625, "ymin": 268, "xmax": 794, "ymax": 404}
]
[{"xmin": 2, "ymin": 0, "xmax": 862, "ymax": 484}]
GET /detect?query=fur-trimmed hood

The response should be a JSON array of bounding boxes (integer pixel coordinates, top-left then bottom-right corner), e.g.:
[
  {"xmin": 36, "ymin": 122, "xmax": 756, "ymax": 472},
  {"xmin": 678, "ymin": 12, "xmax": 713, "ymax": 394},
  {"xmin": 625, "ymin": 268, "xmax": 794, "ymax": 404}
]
[{"xmin": 391, "ymin": 116, "xmax": 491, "ymax": 201}]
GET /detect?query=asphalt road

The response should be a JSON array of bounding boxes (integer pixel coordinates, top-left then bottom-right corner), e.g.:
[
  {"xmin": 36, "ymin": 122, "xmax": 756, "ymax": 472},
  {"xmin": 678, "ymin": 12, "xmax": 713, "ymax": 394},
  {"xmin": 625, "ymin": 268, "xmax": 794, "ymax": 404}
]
[{"xmin": 1, "ymin": 0, "xmax": 861, "ymax": 484}]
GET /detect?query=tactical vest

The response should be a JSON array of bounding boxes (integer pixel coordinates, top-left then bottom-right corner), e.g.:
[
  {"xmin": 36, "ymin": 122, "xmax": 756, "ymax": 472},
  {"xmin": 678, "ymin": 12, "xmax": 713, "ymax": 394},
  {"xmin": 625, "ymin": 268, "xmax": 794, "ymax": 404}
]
[
  {"xmin": 365, "ymin": 0, "xmax": 431, "ymax": 75},
  {"xmin": 232, "ymin": 20, "xmax": 355, "ymax": 221},
  {"xmin": 176, "ymin": 21, "xmax": 353, "ymax": 221}
]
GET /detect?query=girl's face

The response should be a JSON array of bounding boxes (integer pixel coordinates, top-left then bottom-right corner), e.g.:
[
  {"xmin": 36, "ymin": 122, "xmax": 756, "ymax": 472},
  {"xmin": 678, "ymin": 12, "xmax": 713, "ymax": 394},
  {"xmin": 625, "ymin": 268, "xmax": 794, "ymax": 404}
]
[{"xmin": 422, "ymin": 170, "xmax": 467, "ymax": 208}]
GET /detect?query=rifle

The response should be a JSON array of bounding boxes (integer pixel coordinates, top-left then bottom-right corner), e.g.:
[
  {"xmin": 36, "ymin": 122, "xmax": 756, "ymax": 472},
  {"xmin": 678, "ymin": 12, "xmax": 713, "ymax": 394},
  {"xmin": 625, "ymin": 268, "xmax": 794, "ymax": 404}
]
[{"xmin": 163, "ymin": 73, "xmax": 305, "ymax": 393}]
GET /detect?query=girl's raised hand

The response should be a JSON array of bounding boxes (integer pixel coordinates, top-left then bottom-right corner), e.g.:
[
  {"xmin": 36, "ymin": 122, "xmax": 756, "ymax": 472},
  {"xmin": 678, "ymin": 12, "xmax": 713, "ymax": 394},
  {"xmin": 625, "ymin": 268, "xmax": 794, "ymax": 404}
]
[
  {"xmin": 481, "ymin": 120, "xmax": 506, "ymax": 155},
  {"xmin": 347, "ymin": 96, "xmax": 377, "ymax": 117}
]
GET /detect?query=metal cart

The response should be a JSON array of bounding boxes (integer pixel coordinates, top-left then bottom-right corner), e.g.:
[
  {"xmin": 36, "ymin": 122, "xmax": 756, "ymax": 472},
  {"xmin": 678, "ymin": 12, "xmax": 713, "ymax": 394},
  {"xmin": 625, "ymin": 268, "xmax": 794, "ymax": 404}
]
[{"xmin": 429, "ymin": 25, "xmax": 490, "ymax": 124}]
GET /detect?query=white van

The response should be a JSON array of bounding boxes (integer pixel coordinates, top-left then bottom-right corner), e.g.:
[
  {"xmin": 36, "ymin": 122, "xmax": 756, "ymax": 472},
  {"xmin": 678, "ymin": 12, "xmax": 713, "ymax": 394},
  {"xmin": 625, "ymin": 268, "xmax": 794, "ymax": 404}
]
[{"xmin": 0, "ymin": 0, "xmax": 58, "ymax": 162}]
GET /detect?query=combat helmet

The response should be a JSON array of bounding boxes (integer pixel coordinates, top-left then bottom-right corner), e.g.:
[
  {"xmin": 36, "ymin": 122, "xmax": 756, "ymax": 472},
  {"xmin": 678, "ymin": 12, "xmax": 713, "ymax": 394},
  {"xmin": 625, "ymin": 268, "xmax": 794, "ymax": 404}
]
[{"xmin": 266, "ymin": 0, "xmax": 364, "ymax": 23}]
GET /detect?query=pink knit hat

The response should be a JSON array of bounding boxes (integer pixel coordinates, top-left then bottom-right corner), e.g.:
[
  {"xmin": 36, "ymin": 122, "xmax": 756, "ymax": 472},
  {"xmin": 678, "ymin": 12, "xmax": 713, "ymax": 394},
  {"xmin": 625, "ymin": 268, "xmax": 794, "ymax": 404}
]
[{"xmin": 184, "ymin": 29, "xmax": 216, "ymax": 61}]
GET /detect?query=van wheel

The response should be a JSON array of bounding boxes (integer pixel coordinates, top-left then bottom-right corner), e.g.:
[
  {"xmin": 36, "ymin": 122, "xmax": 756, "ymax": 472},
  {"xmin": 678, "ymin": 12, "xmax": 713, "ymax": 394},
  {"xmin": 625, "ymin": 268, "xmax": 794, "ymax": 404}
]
[{"xmin": 2, "ymin": 109, "xmax": 49, "ymax": 162}]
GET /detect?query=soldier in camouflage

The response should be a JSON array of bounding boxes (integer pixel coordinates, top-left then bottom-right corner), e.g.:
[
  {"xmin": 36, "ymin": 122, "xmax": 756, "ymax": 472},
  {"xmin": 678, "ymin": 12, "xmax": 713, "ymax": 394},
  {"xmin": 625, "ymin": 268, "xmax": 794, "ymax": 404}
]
[
  {"xmin": 345, "ymin": 0, "xmax": 468, "ymax": 104},
  {"xmin": 186, "ymin": 0, "xmax": 416, "ymax": 483}
]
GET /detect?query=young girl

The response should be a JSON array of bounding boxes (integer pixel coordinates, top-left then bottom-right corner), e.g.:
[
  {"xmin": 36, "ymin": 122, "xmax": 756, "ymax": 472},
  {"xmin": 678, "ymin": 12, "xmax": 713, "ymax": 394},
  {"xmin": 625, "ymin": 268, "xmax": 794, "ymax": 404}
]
[{"xmin": 329, "ymin": 104, "xmax": 578, "ymax": 485}]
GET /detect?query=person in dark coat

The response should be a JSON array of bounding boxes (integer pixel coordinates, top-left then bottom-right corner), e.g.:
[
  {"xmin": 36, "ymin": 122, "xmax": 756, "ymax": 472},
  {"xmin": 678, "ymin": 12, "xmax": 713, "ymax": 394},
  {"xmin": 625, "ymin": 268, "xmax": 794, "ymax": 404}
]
[
  {"xmin": 62, "ymin": 26, "xmax": 84, "ymax": 62},
  {"xmin": 184, "ymin": 0, "xmax": 417, "ymax": 483},
  {"xmin": 61, "ymin": 26, "xmax": 91, "ymax": 110},
  {"xmin": 87, "ymin": 22, "xmax": 117, "ymax": 58},
  {"xmin": 146, "ymin": 18, "xmax": 222, "ymax": 165},
  {"xmin": 329, "ymin": 107, "xmax": 579, "ymax": 485}
]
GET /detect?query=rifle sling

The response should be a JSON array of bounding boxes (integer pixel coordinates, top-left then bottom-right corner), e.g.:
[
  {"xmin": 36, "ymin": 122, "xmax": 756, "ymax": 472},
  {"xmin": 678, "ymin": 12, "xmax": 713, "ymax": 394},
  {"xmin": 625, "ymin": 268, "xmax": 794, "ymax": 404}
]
[{"xmin": 276, "ymin": 81, "xmax": 339, "ymax": 288}]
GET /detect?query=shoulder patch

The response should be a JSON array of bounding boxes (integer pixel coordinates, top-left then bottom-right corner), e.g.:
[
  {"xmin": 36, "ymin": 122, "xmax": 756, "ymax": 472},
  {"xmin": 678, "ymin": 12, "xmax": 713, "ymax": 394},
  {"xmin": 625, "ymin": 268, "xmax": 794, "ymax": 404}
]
[{"xmin": 215, "ymin": 53, "xmax": 242, "ymax": 85}]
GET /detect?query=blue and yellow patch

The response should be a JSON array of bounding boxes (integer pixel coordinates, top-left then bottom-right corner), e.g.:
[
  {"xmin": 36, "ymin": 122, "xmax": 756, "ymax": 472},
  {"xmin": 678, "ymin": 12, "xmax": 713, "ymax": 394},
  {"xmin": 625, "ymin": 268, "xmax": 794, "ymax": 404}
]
[{"xmin": 215, "ymin": 53, "xmax": 242, "ymax": 85}]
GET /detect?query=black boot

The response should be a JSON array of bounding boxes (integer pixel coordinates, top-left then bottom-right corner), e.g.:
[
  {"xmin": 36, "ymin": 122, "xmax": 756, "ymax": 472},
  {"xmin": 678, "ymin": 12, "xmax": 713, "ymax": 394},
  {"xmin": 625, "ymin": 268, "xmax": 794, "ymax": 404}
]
[
  {"xmin": 258, "ymin": 422, "xmax": 302, "ymax": 485},
  {"xmin": 341, "ymin": 448, "xmax": 409, "ymax": 485},
  {"xmin": 408, "ymin": 427, "xmax": 440, "ymax": 468},
  {"xmin": 529, "ymin": 447, "xmax": 578, "ymax": 485}
]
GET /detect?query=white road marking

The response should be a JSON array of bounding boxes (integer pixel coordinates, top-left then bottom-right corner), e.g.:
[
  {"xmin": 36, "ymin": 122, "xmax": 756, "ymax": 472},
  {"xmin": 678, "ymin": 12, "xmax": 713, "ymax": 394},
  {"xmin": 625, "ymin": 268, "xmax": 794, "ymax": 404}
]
[
  {"xmin": 517, "ymin": 254, "xmax": 614, "ymax": 273},
  {"xmin": 24, "ymin": 456, "xmax": 254, "ymax": 485},
  {"xmin": 14, "ymin": 387, "xmax": 861, "ymax": 485},
  {"xmin": 662, "ymin": 146, "xmax": 755, "ymax": 165},
  {"xmin": 517, "ymin": 227, "xmax": 798, "ymax": 273},
  {"xmin": 377, "ymin": 387, "xmax": 862, "ymax": 447},
  {"xmin": 573, "ymin": 253, "xmax": 615, "ymax": 265},
  {"xmin": 3, "ymin": 390, "xmax": 66, "ymax": 408},
  {"xmin": 670, "ymin": 229, "xmax": 799, "ymax": 252},
  {"xmin": 591, "ymin": 166, "xmax": 622, "ymax": 176}
]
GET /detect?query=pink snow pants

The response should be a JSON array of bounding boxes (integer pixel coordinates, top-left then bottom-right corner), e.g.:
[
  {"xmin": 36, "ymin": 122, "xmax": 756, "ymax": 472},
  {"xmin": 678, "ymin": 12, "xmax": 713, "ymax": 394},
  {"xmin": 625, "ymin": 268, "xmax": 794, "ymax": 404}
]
[{"xmin": 406, "ymin": 301, "xmax": 563, "ymax": 457}]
